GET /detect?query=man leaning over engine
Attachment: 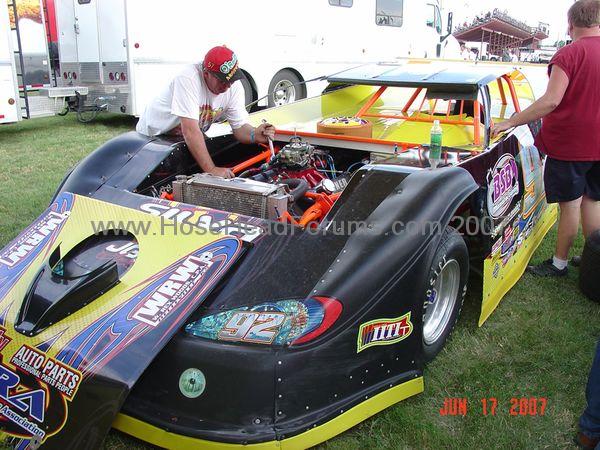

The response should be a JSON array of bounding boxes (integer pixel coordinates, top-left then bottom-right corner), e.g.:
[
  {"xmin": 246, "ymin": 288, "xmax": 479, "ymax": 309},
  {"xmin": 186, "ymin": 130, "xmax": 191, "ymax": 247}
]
[{"xmin": 137, "ymin": 45, "xmax": 274, "ymax": 178}]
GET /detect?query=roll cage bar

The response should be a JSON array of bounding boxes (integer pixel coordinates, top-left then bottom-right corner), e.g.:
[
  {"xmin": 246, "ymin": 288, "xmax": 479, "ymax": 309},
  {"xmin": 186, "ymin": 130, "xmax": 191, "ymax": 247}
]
[{"xmin": 276, "ymin": 74, "xmax": 521, "ymax": 152}]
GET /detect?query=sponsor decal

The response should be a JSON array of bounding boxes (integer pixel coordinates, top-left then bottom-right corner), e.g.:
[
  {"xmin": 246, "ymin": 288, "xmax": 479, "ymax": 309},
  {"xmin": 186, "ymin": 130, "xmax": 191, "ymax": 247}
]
[
  {"xmin": 139, "ymin": 202, "xmax": 264, "ymax": 240},
  {"xmin": 357, "ymin": 312, "xmax": 413, "ymax": 353},
  {"xmin": 487, "ymin": 154, "xmax": 520, "ymax": 220},
  {"xmin": 0, "ymin": 362, "xmax": 47, "ymax": 439},
  {"xmin": 139, "ymin": 203, "xmax": 195, "ymax": 223},
  {"xmin": 186, "ymin": 297, "xmax": 340, "ymax": 346},
  {"xmin": 105, "ymin": 242, "xmax": 138, "ymax": 260},
  {"xmin": 179, "ymin": 368, "xmax": 206, "ymax": 399},
  {"xmin": 492, "ymin": 238, "xmax": 502, "ymax": 256},
  {"xmin": 493, "ymin": 262, "xmax": 501, "ymax": 279},
  {"xmin": 10, "ymin": 345, "xmax": 82, "ymax": 399},
  {"xmin": 492, "ymin": 201, "xmax": 521, "ymax": 238},
  {"xmin": 131, "ymin": 251, "xmax": 215, "ymax": 327},
  {"xmin": 0, "ymin": 327, "xmax": 80, "ymax": 443},
  {"xmin": 0, "ymin": 326, "xmax": 12, "ymax": 352},
  {"xmin": 0, "ymin": 211, "xmax": 70, "ymax": 268},
  {"xmin": 218, "ymin": 311, "xmax": 286, "ymax": 344}
]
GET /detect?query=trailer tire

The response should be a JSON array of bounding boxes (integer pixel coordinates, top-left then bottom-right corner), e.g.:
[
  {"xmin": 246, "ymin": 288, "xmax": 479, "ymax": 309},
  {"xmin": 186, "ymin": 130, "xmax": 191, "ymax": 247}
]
[
  {"xmin": 579, "ymin": 230, "xmax": 600, "ymax": 303},
  {"xmin": 240, "ymin": 73, "xmax": 254, "ymax": 111},
  {"xmin": 268, "ymin": 70, "xmax": 305, "ymax": 107},
  {"xmin": 422, "ymin": 227, "xmax": 468, "ymax": 362}
]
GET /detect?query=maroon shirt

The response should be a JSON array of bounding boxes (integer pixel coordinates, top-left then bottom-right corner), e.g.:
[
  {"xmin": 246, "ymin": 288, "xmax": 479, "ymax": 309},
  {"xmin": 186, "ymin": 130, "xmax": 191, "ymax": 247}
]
[{"xmin": 534, "ymin": 36, "xmax": 600, "ymax": 161}]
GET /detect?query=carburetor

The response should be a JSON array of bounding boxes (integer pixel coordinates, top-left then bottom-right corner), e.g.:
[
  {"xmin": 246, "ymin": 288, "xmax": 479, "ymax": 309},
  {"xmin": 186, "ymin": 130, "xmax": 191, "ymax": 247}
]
[{"xmin": 277, "ymin": 137, "xmax": 316, "ymax": 169}]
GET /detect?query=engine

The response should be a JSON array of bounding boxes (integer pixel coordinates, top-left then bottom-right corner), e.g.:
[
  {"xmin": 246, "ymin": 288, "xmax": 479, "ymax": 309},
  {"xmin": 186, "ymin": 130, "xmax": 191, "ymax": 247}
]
[{"xmin": 170, "ymin": 137, "xmax": 356, "ymax": 225}]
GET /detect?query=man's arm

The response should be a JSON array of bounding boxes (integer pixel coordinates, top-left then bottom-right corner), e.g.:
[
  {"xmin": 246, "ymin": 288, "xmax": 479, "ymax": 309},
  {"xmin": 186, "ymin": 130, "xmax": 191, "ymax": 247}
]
[
  {"xmin": 491, "ymin": 65, "xmax": 569, "ymax": 137},
  {"xmin": 232, "ymin": 123, "xmax": 275, "ymax": 144},
  {"xmin": 180, "ymin": 117, "xmax": 234, "ymax": 178}
]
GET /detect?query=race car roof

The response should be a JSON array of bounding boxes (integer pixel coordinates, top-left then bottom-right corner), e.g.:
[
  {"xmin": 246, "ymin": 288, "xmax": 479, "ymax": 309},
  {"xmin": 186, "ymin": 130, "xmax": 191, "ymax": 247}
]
[{"xmin": 327, "ymin": 63, "xmax": 512, "ymax": 98}]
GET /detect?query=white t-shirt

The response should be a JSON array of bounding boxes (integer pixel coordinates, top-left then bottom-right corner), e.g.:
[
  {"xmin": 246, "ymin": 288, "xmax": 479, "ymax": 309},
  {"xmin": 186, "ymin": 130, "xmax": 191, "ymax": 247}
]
[
  {"xmin": 136, "ymin": 64, "xmax": 248, "ymax": 136},
  {"xmin": 460, "ymin": 48, "xmax": 473, "ymax": 61}
]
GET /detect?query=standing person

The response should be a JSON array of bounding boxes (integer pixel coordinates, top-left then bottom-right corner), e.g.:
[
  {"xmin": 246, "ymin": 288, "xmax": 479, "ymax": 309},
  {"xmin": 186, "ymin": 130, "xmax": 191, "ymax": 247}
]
[
  {"xmin": 136, "ymin": 45, "xmax": 275, "ymax": 178},
  {"xmin": 459, "ymin": 42, "xmax": 472, "ymax": 60},
  {"xmin": 576, "ymin": 340, "xmax": 600, "ymax": 450},
  {"xmin": 492, "ymin": 0, "xmax": 600, "ymax": 276}
]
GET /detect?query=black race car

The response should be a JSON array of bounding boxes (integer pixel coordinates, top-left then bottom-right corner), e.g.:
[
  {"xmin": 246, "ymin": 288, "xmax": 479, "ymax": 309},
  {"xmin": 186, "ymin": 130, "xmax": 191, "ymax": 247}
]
[{"xmin": 0, "ymin": 63, "xmax": 555, "ymax": 449}]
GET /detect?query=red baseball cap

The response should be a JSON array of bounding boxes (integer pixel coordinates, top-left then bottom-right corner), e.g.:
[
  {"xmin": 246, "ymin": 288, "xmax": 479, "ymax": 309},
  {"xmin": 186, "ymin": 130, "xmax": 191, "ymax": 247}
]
[{"xmin": 203, "ymin": 46, "xmax": 243, "ymax": 83}]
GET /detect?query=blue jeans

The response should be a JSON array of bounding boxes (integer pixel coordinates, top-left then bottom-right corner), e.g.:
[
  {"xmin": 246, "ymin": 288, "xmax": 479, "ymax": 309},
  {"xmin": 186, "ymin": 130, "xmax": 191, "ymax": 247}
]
[{"xmin": 580, "ymin": 339, "xmax": 600, "ymax": 448}]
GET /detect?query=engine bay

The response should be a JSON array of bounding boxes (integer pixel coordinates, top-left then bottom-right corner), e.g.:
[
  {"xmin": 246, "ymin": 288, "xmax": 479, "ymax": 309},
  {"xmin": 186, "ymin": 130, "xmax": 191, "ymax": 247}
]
[
  {"xmin": 151, "ymin": 137, "xmax": 368, "ymax": 227},
  {"xmin": 137, "ymin": 133, "xmax": 466, "ymax": 227}
]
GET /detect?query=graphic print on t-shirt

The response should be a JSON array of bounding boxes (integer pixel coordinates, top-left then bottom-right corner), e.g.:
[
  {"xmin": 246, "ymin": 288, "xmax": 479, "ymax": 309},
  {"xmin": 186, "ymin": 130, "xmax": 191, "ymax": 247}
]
[{"xmin": 199, "ymin": 105, "xmax": 224, "ymax": 132}]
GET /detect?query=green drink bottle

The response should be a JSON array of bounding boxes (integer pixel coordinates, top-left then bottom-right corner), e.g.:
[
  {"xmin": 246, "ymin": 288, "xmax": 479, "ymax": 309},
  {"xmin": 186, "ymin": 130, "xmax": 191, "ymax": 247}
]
[{"xmin": 429, "ymin": 119, "xmax": 443, "ymax": 169}]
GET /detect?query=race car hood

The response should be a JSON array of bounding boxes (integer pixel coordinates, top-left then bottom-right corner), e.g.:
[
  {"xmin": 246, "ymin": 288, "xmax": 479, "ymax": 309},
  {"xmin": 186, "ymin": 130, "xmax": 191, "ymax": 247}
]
[{"xmin": 0, "ymin": 192, "xmax": 243, "ymax": 449}]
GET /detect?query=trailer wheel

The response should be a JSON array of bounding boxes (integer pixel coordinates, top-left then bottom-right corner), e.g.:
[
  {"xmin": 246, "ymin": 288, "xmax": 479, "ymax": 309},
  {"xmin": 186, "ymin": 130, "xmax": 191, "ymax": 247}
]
[
  {"xmin": 268, "ymin": 70, "xmax": 305, "ymax": 107},
  {"xmin": 240, "ymin": 73, "xmax": 255, "ymax": 111},
  {"xmin": 422, "ymin": 227, "xmax": 468, "ymax": 362},
  {"xmin": 579, "ymin": 230, "xmax": 600, "ymax": 303}
]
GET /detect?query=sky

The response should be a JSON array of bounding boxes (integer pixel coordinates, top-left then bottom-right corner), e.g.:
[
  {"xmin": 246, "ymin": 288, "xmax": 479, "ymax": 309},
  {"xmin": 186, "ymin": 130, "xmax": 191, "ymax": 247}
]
[{"xmin": 446, "ymin": 0, "xmax": 575, "ymax": 44}]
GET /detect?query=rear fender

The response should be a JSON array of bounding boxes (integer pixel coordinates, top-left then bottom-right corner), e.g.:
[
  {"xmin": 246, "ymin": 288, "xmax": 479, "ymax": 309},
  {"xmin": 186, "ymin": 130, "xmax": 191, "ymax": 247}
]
[
  {"xmin": 317, "ymin": 165, "xmax": 478, "ymax": 342},
  {"xmin": 270, "ymin": 166, "xmax": 477, "ymax": 433}
]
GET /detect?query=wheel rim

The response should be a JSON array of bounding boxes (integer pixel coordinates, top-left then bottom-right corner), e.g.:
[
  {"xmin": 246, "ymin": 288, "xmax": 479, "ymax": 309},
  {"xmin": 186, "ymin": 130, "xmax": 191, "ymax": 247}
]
[
  {"xmin": 423, "ymin": 259, "xmax": 460, "ymax": 345},
  {"xmin": 273, "ymin": 80, "xmax": 296, "ymax": 106}
]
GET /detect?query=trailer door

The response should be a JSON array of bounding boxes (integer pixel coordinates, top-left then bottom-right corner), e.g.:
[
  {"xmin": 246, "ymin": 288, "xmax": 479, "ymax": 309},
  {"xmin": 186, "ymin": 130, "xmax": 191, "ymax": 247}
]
[
  {"xmin": 0, "ymin": 0, "xmax": 20, "ymax": 123},
  {"xmin": 97, "ymin": 0, "xmax": 126, "ymax": 63},
  {"xmin": 55, "ymin": 0, "xmax": 78, "ymax": 64},
  {"xmin": 73, "ymin": 0, "xmax": 100, "ymax": 81}
]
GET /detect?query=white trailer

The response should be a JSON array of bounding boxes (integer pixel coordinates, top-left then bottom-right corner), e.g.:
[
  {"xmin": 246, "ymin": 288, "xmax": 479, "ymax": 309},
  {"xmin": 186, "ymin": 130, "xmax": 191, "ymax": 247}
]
[
  {"xmin": 53, "ymin": 0, "xmax": 459, "ymax": 118},
  {"xmin": 1, "ymin": 1, "xmax": 20, "ymax": 124}
]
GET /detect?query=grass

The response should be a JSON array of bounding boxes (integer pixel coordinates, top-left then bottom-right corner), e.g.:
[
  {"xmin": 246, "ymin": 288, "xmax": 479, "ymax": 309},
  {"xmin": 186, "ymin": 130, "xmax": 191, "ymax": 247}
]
[{"xmin": 1, "ymin": 114, "xmax": 598, "ymax": 450}]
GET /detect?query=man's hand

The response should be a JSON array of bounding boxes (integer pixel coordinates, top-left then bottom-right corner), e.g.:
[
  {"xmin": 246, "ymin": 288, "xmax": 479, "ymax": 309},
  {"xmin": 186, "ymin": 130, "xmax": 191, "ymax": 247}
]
[
  {"xmin": 490, "ymin": 120, "xmax": 514, "ymax": 140},
  {"xmin": 205, "ymin": 166, "xmax": 235, "ymax": 178},
  {"xmin": 255, "ymin": 122, "xmax": 276, "ymax": 143}
]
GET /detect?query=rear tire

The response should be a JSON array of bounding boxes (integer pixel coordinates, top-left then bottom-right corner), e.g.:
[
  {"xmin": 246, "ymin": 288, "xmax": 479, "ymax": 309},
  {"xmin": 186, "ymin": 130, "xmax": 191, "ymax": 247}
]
[
  {"xmin": 579, "ymin": 230, "xmax": 600, "ymax": 303},
  {"xmin": 268, "ymin": 70, "xmax": 305, "ymax": 107},
  {"xmin": 422, "ymin": 227, "xmax": 469, "ymax": 362}
]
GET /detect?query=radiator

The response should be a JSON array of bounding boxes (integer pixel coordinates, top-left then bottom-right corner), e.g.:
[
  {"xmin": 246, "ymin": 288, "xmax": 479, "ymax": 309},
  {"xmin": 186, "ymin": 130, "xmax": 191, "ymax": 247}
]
[{"xmin": 172, "ymin": 174, "xmax": 289, "ymax": 220}]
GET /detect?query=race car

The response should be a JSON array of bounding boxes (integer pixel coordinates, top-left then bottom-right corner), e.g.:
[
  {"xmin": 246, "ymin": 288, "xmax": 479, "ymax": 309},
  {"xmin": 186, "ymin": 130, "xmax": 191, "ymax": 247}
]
[{"xmin": 0, "ymin": 62, "xmax": 556, "ymax": 449}]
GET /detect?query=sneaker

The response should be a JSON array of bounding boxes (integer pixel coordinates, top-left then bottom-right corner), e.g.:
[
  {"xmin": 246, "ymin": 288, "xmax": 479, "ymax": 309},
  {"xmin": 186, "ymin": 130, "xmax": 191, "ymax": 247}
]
[
  {"xmin": 526, "ymin": 258, "xmax": 568, "ymax": 277},
  {"xmin": 571, "ymin": 255, "xmax": 582, "ymax": 267}
]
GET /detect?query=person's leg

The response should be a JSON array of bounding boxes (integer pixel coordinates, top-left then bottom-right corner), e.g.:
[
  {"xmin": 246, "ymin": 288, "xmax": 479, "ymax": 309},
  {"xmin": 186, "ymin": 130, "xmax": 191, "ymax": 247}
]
[
  {"xmin": 578, "ymin": 340, "xmax": 600, "ymax": 447},
  {"xmin": 528, "ymin": 158, "xmax": 585, "ymax": 276},
  {"xmin": 581, "ymin": 196, "xmax": 600, "ymax": 239},
  {"xmin": 555, "ymin": 197, "xmax": 582, "ymax": 260},
  {"xmin": 582, "ymin": 162, "xmax": 600, "ymax": 239}
]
